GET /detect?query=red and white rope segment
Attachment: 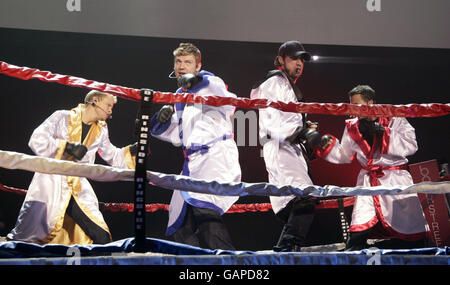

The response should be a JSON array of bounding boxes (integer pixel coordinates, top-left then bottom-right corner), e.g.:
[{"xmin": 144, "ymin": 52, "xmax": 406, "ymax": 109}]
[{"xmin": 1, "ymin": 61, "xmax": 449, "ymax": 118}]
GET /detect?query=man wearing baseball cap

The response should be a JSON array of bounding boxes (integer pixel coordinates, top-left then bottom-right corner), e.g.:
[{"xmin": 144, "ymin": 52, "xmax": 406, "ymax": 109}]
[
  {"xmin": 275, "ymin": 40, "xmax": 311, "ymax": 80},
  {"xmin": 250, "ymin": 40, "xmax": 321, "ymax": 252}
]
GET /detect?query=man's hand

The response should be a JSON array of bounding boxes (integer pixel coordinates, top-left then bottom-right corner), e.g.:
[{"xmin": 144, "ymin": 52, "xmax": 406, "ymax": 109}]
[
  {"xmin": 306, "ymin": 120, "xmax": 319, "ymax": 131},
  {"xmin": 320, "ymin": 135, "xmax": 333, "ymax": 149},
  {"xmin": 157, "ymin": 105, "xmax": 174, "ymax": 124},
  {"xmin": 359, "ymin": 118, "xmax": 385, "ymax": 136},
  {"xmin": 369, "ymin": 121, "xmax": 385, "ymax": 136},
  {"xmin": 286, "ymin": 125, "xmax": 321, "ymax": 148},
  {"xmin": 285, "ymin": 126, "xmax": 303, "ymax": 145},
  {"xmin": 177, "ymin": 73, "xmax": 201, "ymax": 90},
  {"xmin": 65, "ymin": 142, "xmax": 88, "ymax": 160},
  {"xmin": 129, "ymin": 142, "xmax": 138, "ymax": 156}
]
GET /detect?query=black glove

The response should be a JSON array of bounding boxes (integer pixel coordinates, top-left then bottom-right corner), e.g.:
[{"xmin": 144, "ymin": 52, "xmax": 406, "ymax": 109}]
[
  {"xmin": 369, "ymin": 121, "xmax": 385, "ymax": 136},
  {"xmin": 177, "ymin": 73, "xmax": 202, "ymax": 90},
  {"xmin": 129, "ymin": 142, "xmax": 138, "ymax": 156},
  {"xmin": 286, "ymin": 126, "xmax": 321, "ymax": 148},
  {"xmin": 306, "ymin": 121, "xmax": 319, "ymax": 131},
  {"xmin": 65, "ymin": 142, "xmax": 87, "ymax": 160},
  {"xmin": 157, "ymin": 105, "xmax": 174, "ymax": 124},
  {"xmin": 303, "ymin": 128, "xmax": 321, "ymax": 148},
  {"xmin": 134, "ymin": 118, "xmax": 141, "ymax": 138},
  {"xmin": 320, "ymin": 135, "xmax": 333, "ymax": 149},
  {"xmin": 285, "ymin": 126, "xmax": 303, "ymax": 145},
  {"xmin": 359, "ymin": 119, "xmax": 385, "ymax": 136}
]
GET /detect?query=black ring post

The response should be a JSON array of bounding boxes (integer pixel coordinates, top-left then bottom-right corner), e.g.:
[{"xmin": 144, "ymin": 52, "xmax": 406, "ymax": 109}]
[{"xmin": 133, "ymin": 89, "xmax": 153, "ymax": 252}]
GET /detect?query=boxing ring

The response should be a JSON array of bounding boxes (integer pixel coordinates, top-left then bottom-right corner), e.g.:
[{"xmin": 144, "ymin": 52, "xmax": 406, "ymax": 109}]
[{"xmin": 0, "ymin": 61, "xmax": 449, "ymax": 265}]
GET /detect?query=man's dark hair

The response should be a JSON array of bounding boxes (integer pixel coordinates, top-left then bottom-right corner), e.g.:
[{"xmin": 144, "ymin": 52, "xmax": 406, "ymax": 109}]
[{"xmin": 348, "ymin": 85, "xmax": 376, "ymax": 102}]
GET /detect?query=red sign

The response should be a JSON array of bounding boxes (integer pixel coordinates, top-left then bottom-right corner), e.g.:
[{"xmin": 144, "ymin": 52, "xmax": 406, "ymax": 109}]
[{"xmin": 409, "ymin": 160, "xmax": 450, "ymax": 246}]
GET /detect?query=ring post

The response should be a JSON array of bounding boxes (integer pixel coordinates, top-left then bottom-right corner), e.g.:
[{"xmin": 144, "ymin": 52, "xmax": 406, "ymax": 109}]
[{"xmin": 133, "ymin": 89, "xmax": 153, "ymax": 252}]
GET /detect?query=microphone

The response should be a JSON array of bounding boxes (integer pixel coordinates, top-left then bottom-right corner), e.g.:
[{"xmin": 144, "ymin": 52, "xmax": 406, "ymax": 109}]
[
  {"xmin": 91, "ymin": 102, "xmax": 112, "ymax": 119},
  {"xmin": 168, "ymin": 70, "xmax": 177, "ymax": 79}
]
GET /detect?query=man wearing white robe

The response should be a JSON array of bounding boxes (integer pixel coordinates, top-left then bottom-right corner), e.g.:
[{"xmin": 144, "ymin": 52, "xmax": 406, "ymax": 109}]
[
  {"xmin": 149, "ymin": 43, "xmax": 241, "ymax": 250},
  {"xmin": 7, "ymin": 91, "xmax": 136, "ymax": 245},
  {"xmin": 250, "ymin": 41, "xmax": 321, "ymax": 251},
  {"xmin": 318, "ymin": 85, "xmax": 430, "ymax": 250}
]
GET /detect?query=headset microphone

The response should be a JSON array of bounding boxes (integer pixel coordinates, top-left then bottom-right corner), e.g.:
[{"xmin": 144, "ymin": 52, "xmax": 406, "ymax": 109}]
[
  {"xmin": 91, "ymin": 102, "xmax": 112, "ymax": 119},
  {"xmin": 168, "ymin": 70, "xmax": 177, "ymax": 79}
]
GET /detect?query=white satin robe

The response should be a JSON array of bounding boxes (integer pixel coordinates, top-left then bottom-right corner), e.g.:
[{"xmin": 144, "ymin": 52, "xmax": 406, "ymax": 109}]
[
  {"xmin": 319, "ymin": 117, "xmax": 429, "ymax": 240},
  {"xmin": 250, "ymin": 73, "xmax": 313, "ymax": 214},
  {"xmin": 150, "ymin": 73, "xmax": 241, "ymax": 236},
  {"xmin": 7, "ymin": 105, "xmax": 135, "ymax": 244}
]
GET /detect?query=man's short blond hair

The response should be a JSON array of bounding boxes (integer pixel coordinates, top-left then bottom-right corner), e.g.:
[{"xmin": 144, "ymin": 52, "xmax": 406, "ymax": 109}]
[
  {"xmin": 84, "ymin": 90, "xmax": 117, "ymax": 104},
  {"xmin": 173, "ymin": 42, "xmax": 202, "ymax": 64}
]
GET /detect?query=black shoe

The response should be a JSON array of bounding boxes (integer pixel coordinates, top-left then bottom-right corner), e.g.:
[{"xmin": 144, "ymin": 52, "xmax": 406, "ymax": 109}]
[
  {"xmin": 345, "ymin": 228, "xmax": 372, "ymax": 251},
  {"xmin": 273, "ymin": 243, "xmax": 301, "ymax": 252},
  {"xmin": 344, "ymin": 244, "xmax": 368, "ymax": 251},
  {"xmin": 273, "ymin": 234, "xmax": 303, "ymax": 252}
]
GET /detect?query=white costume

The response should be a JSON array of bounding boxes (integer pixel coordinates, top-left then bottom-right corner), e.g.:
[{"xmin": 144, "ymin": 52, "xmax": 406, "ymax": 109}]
[
  {"xmin": 250, "ymin": 71, "xmax": 313, "ymax": 214},
  {"xmin": 150, "ymin": 71, "xmax": 241, "ymax": 236},
  {"xmin": 8, "ymin": 104, "xmax": 135, "ymax": 244},
  {"xmin": 318, "ymin": 117, "xmax": 429, "ymax": 240}
]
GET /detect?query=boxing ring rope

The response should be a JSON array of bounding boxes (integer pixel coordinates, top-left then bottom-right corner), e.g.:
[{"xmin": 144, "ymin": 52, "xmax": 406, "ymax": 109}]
[
  {"xmin": 1, "ymin": 150, "xmax": 449, "ymax": 198},
  {"xmin": 1, "ymin": 61, "xmax": 449, "ymax": 118},
  {"xmin": 0, "ymin": 182, "xmax": 356, "ymax": 212},
  {"xmin": 1, "ymin": 60, "xmax": 449, "ymax": 250}
]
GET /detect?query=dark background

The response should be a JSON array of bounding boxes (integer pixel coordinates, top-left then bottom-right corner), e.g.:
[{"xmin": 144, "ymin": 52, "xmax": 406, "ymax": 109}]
[{"xmin": 0, "ymin": 28, "xmax": 448, "ymax": 250}]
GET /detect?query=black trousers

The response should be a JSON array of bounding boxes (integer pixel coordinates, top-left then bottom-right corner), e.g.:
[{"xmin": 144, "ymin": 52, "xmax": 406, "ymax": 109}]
[
  {"xmin": 65, "ymin": 196, "xmax": 111, "ymax": 244},
  {"xmin": 275, "ymin": 197, "xmax": 317, "ymax": 248},
  {"xmin": 171, "ymin": 204, "xmax": 236, "ymax": 250},
  {"xmin": 345, "ymin": 227, "xmax": 373, "ymax": 250}
]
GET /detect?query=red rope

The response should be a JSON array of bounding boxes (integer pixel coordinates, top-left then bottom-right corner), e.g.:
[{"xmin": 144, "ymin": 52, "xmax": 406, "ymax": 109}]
[
  {"xmin": 99, "ymin": 200, "xmax": 356, "ymax": 213},
  {"xmin": 0, "ymin": 183, "xmax": 27, "ymax": 196},
  {"xmin": 153, "ymin": 92, "xmax": 450, "ymax": 118},
  {"xmin": 0, "ymin": 61, "xmax": 141, "ymax": 101},
  {"xmin": 1, "ymin": 61, "xmax": 449, "ymax": 118},
  {"xmin": 0, "ymin": 183, "xmax": 355, "ymax": 212}
]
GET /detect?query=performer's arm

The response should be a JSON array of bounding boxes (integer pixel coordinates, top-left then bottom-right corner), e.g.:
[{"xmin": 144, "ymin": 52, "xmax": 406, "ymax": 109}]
[
  {"xmin": 381, "ymin": 117, "xmax": 418, "ymax": 157},
  {"xmin": 257, "ymin": 77, "xmax": 303, "ymax": 141},
  {"xmin": 28, "ymin": 110, "xmax": 67, "ymax": 158},
  {"xmin": 97, "ymin": 126, "xmax": 136, "ymax": 169},
  {"xmin": 204, "ymin": 76, "xmax": 237, "ymax": 117},
  {"xmin": 317, "ymin": 127, "xmax": 356, "ymax": 164},
  {"xmin": 148, "ymin": 105, "xmax": 182, "ymax": 146}
]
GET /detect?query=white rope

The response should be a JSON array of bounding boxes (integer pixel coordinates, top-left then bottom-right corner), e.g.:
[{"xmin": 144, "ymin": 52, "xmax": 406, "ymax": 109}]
[{"xmin": 1, "ymin": 150, "xmax": 449, "ymax": 197}]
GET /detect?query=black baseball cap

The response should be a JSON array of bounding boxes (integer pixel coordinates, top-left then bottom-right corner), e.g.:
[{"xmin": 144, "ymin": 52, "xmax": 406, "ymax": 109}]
[{"xmin": 278, "ymin": 40, "xmax": 311, "ymax": 61}]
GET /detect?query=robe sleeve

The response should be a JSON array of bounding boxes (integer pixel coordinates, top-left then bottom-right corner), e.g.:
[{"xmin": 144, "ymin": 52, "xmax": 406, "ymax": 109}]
[
  {"xmin": 254, "ymin": 77, "xmax": 303, "ymax": 141},
  {"xmin": 203, "ymin": 76, "xmax": 237, "ymax": 117},
  {"xmin": 149, "ymin": 107, "xmax": 182, "ymax": 146},
  {"xmin": 28, "ymin": 110, "xmax": 67, "ymax": 159},
  {"xmin": 318, "ymin": 128, "xmax": 356, "ymax": 164},
  {"xmin": 97, "ymin": 126, "xmax": 135, "ymax": 169},
  {"xmin": 382, "ymin": 117, "xmax": 418, "ymax": 157}
]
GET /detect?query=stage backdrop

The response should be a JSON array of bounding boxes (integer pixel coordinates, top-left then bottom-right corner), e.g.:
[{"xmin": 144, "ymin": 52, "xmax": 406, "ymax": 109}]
[{"xmin": 0, "ymin": 0, "xmax": 449, "ymax": 49}]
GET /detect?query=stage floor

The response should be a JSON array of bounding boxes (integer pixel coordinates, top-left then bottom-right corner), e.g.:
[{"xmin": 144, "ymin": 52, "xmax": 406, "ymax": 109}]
[{"xmin": 0, "ymin": 237, "xmax": 448, "ymax": 265}]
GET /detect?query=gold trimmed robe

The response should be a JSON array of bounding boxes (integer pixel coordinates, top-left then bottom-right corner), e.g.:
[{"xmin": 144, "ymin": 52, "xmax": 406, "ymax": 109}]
[{"xmin": 7, "ymin": 104, "xmax": 135, "ymax": 244}]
